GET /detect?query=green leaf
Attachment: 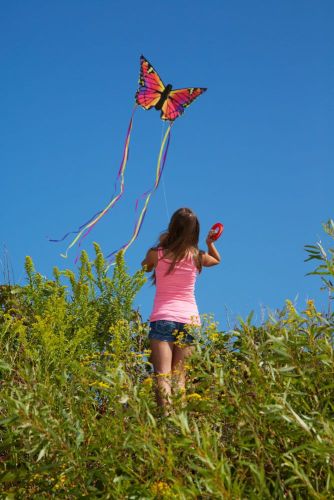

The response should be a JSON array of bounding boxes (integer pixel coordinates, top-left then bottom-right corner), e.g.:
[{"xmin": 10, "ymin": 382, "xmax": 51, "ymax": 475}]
[
  {"xmin": 0, "ymin": 415, "xmax": 19, "ymax": 426},
  {"xmin": 37, "ymin": 446, "xmax": 47, "ymax": 462}
]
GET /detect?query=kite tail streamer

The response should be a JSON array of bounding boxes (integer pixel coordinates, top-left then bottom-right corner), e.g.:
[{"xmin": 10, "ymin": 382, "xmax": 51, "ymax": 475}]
[
  {"xmin": 49, "ymin": 105, "xmax": 137, "ymax": 258},
  {"xmin": 106, "ymin": 122, "xmax": 172, "ymax": 266}
]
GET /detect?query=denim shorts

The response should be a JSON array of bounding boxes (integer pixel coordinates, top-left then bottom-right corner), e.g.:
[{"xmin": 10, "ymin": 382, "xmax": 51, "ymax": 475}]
[{"xmin": 149, "ymin": 320, "xmax": 195, "ymax": 344}]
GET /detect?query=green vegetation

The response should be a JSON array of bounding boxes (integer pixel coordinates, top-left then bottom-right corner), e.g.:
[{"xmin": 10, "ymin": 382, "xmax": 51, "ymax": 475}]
[{"xmin": 1, "ymin": 225, "xmax": 334, "ymax": 499}]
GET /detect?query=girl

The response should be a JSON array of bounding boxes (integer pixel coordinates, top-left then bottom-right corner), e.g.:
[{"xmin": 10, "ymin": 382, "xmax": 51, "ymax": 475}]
[{"xmin": 141, "ymin": 207, "xmax": 221, "ymax": 415}]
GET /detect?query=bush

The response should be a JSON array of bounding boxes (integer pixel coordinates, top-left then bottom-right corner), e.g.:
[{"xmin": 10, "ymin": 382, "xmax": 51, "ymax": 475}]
[{"xmin": 0, "ymin": 228, "xmax": 334, "ymax": 499}]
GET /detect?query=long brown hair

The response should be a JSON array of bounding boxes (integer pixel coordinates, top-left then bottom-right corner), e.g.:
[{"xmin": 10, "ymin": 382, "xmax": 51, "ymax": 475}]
[{"xmin": 155, "ymin": 207, "xmax": 203, "ymax": 275}]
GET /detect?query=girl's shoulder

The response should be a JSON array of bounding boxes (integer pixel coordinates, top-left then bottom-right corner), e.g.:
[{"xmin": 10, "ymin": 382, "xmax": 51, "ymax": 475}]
[
  {"xmin": 155, "ymin": 246, "xmax": 203, "ymax": 263},
  {"xmin": 165, "ymin": 247, "xmax": 202, "ymax": 265}
]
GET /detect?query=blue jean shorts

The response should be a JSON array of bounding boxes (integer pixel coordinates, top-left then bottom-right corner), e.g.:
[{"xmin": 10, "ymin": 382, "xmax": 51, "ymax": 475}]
[{"xmin": 149, "ymin": 320, "xmax": 195, "ymax": 344}]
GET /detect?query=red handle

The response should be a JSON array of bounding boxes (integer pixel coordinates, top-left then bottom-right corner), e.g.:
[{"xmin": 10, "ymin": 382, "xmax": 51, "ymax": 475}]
[{"xmin": 210, "ymin": 222, "xmax": 224, "ymax": 241}]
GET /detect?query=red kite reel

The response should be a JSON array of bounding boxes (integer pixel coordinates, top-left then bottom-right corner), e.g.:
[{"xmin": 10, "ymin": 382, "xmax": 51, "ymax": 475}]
[{"xmin": 210, "ymin": 222, "xmax": 224, "ymax": 241}]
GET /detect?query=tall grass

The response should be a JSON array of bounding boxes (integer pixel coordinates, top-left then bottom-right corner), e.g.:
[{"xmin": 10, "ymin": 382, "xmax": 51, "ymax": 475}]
[{"xmin": 0, "ymin": 225, "xmax": 334, "ymax": 499}]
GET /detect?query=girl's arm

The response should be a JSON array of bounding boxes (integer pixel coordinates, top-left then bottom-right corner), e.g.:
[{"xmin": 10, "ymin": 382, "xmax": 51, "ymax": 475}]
[
  {"xmin": 201, "ymin": 231, "xmax": 221, "ymax": 267},
  {"xmin": 141, "ymin": 248, "xmax": 158, "ymax": 272}
]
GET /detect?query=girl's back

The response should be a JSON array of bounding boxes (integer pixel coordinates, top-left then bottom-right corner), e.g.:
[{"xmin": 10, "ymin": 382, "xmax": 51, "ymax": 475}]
[{"xmin": 150, "ymin": 248, "xmax": 199, "ymax": 324}]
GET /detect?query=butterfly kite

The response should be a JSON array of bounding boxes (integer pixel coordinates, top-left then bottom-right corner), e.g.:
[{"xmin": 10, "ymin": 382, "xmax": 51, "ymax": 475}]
[{"xmin": 50, "ymin": 55, "xmax": 207, "ymax": 263}]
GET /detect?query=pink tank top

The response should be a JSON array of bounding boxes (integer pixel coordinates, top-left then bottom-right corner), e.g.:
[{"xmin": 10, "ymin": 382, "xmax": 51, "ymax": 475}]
[{"xmin": 150, "ymin": 248, "xmax": 200, "ymax": 325}]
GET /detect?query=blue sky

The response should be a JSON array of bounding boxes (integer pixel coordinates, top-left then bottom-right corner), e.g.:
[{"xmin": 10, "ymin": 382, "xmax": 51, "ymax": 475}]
[{"xmin": 1, "ymin": 0, "xmax": 333, "ymax": 327}]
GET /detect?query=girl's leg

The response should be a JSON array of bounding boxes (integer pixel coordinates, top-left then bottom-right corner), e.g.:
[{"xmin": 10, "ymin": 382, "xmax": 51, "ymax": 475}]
[
  {"xmin": 171, "ymin": 343, "xmax": 195, "ymax": 401},
  {"xmin": 149, "ymin": 339, "xmax": 174, "ymax": 414}
]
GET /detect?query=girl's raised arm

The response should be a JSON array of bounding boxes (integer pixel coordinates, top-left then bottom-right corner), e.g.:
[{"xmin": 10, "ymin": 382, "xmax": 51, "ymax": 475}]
[{"xmin": 201, "ymin": 231, "xmax": 221, "ymax": 267}]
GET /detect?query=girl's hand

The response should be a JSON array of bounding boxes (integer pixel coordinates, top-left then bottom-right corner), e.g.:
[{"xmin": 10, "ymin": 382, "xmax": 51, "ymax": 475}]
[{"xmin": 206, "ymin": 230, "xmax": 216, "ymax": 246}]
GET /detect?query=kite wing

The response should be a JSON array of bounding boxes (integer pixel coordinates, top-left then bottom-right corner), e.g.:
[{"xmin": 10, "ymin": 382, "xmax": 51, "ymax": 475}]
[
  {"xmin": 161, "ymin": 87, "xmax": 207, "ymax": 121},
  {"xmin": 135, "ymin": 55, "xmax": 165, "ymax": 109}
]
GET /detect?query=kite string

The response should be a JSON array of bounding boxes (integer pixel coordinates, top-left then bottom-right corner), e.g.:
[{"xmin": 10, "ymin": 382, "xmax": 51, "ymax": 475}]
[
  {"xmin": 106, "ymin": 121, "xmax": 172, "ymax": 267},
  {"xmin": 52, "ymin": 105, "xmax": 137, "ymax": 259},
  {"xmin": 160, "ymin": 121, "xmax": 170, "ymax": 221}
]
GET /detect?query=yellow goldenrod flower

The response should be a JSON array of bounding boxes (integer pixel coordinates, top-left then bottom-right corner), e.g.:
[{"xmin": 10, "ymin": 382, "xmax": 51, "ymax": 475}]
[
  {"xmin": 97, "ymin": 382, "xmax": 109, "ymax": 388},
  {"xmin": 187, "ymin": 393, "xmax": 202, "ymax": 400},
  {"xmin": 151, "ymin": 481, "xmax": 170, "ymax": 495},
  {"xmin": 155, "ymin": 371, "xmax": 172, "ymax": 378},
  {"xmin": 143, "ymin": 377, "xmax": 153, "ymax": 386},
  {"xmin": 286, "ymin": 299, "xmax": 296, "ymax": 313}
]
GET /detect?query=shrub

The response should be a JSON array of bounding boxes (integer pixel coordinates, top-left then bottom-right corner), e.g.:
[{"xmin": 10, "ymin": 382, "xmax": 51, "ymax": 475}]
[{"xmin": 0, "ymin": 226, "xmax": 334, "ymax": 498}]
